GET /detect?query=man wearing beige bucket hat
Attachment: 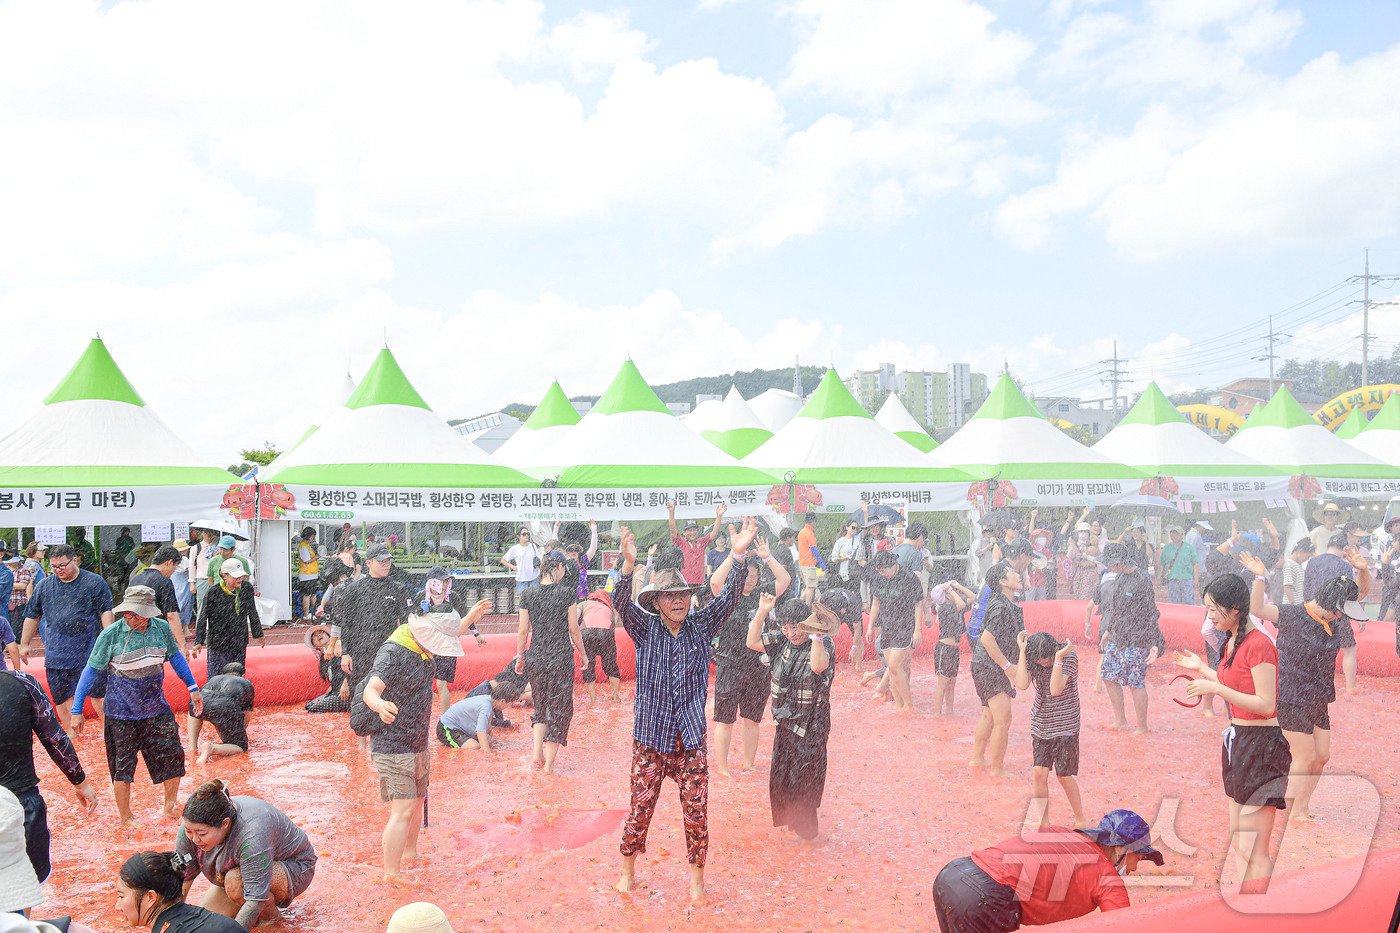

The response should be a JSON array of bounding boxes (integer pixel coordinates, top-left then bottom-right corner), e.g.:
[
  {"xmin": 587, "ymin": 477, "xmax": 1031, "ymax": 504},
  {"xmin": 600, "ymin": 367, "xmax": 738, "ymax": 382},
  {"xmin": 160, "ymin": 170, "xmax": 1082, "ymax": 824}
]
[
  {"xmin": 361, "ymin": 599, "xmax": 490, "ymax": 881},
  {"xmin": 613, "ymin": 516, "xmax": 759, "ymax": 902},
  {"xmin": 71, "ymin": 584, "xmax": 203, "ymax": 827}
]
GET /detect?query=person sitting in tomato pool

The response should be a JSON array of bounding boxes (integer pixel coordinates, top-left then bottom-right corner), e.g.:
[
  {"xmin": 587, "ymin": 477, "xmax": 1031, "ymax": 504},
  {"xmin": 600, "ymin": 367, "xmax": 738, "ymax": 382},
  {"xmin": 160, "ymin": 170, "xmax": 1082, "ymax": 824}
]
[{"xmin": 932, "ymin": 808, "xmax": 1163, "ymax": 931}]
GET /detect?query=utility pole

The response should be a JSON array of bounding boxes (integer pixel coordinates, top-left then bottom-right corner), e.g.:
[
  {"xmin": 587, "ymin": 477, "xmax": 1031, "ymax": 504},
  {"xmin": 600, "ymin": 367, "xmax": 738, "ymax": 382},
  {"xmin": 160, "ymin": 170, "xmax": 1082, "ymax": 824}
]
[
  {"xmin": 1254, "ymin": 315, "xmax": 1289, "ymax": 395},
  {"xmin": 1363, "ymin": 249, "xmax": 1371, "ymax": 386},
  {"xmin": 1099, "ymin": 340, "xmax": 1130, "ymax": 416}
]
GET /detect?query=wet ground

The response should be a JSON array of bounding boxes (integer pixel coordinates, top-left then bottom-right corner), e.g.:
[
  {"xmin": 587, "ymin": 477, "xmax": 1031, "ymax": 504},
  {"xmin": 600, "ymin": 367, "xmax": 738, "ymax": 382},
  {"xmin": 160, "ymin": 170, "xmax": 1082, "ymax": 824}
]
[{"xmin": 37, "ymin": 651, "xmax": 1400, "ymax": 932}]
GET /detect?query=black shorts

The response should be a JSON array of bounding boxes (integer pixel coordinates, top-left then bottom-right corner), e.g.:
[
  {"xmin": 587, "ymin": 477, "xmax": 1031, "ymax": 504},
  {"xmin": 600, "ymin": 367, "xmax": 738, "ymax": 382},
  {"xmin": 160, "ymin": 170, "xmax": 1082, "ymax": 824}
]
[
  {"xmin": 297, "ymin": 579, "xmax": 319, "ymax": 597},
  {"xmin": 1031, "ymin": 734, "xmax": 1080, "ymax": 776},
  {"xmin": 880, "ymin": 621, "xmax": 915, "ymax": 652},
  {"xmin": 1276, "ymin": 698, "xmax": 1331, "ymax": 734},
  {"xmin": 200, "ymin": 701, "xmax": 249, "ymax": 751},
  {"xmin": 104, "ymin": 712, "xmax": 186, "ymax": 784},
  {"xmin": 436, "ymin": 722, "xmax": 476, "ymax": 748},
  {"xmin": 45, "ymin": 666, "xmax": 83, "ymax": 705},
  {"xmin": 1336, "ymin": 620, "xmax": 1357, "ymax": 649},
  {"xmin": 932, "ymin": 857, "xmax": 1021, "ymax": 933},
  {"xmin": 581, "ymin": 627, "xmax": 620, "ymax": 682},
  {"xmin": 971, "ymin": 662, "xmax": 1015, "ymax": 706},
  {"xmin": 433, "ymin": 654, "xmax": 457, "ymax": 683},
  {"xmin": 1222, "ymin": 725, "xmax": 1290, "ymax": 809},
  {"xmin": 713, "ymin": 658, "xmax": 770, "ymax": 724},
  {"xmin": 935, "ymin": 642, "xmax": 961, "ymax": 678},
  {"xmin": 527, "ymin": 664, "xmax": 574, "ymax": 747}
]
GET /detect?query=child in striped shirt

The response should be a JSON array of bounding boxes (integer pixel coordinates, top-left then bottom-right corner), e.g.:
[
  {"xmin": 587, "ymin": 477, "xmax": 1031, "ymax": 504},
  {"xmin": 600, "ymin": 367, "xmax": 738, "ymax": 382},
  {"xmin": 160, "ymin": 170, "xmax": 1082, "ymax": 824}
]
[{"xmin": 1014, "ymin": 631, "xmax": 1087, "ymax": 828}]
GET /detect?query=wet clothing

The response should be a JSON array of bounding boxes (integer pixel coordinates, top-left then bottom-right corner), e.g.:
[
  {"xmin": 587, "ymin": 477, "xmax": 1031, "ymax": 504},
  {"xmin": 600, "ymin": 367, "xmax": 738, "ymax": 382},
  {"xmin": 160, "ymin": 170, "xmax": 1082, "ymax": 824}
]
[
  {"xmin": 23, "ymin": 569, "xmax": 112, "ymax": 669},
  {"xmin": 200, "ymin": 673, "xmax": 254, "ymax": 750},
  {"xmin": 150, "ymin": 902, "xmax": 246, "ymax": 932},
  {"xmin": 1302, "ymin": 552, "xmax": 1351, "ymax": 602},
  {"xmin": 528, "ymin": 664, "xmax": 575, "ymax": 746},
  {"xmin": 954, "ymin": 826, "xmax": 1130, "ymax": 926},
  {"xmin": 104, "ymin": 711, "xmax": 185, "ymax": 783},
  {"xmin": 869, "ymin": 569, "xmax": 923, "ymax": 649},
  {"xmin": 366, "ymin": 625, "xmax": 436, "ymax": 755},
  {"xmin": 520, "ymin": 583, "xmax": 577, "ymax": 670},
  {"xmin": 970, "ymin": 592, "xmax": 1023, "ymax": 702},
  {"xmin": 614, "ymin": 557, "xmax": 748, "ymax": 753},
  {"xmin": 1275, "ymin": 603, "xmax": 1352, "ymax": 709},
  {"xmin": 195, "ymin": 580, "xmax": 263, "ymax": 659},
  {"xmin": 1221, "ymin": 725, "xmax": 1290, "ymax": 809},
  {"xmin": 130, "ymin": 568, "xmax": 182, "ymax": 625},
  {"xmin": 1097, "ymin": 568, "xmax": 1164, "ymax": 652},
  {"xmin": 763, "ymin": 631, "xmax": 834, "ymax": 839},
  {"xmin": 439, "ymin": 694, "xmax": 492, "ymax": 743},
  {"xmin": 337, "ymin": 575, "xmax": 414, "ymax": 695},
  {"xmin": 619, "ymin": 736, "xmax": 709, "ymax": 865},
  {"xmin": 1032, "ymin": 734, "xmax": 1080, "ymax": 776},
  {"xmin": 1216, "ymin": 628, "xmax": 1279, "ymax": 722},
  {"xmin": 1029, "ymin": 652, "xmax": 1080, "ymax": 739},
  {"xmin": 933, "ymin": 856, "xmax": 1021, "ymax": 932},
  {"xmin": 176, "ymin": 795, "xmax": 317, "ymax": 907},
  {"xmin": 1100, "ymin": 643, "xmax": 1152, "ymax": 690},
  {"xmin": 712, "ymin": 590, "xmax": 773, "ymax": 725},
  {"xmin": 75, "ymin": 618, "xmax": 195, "ymax": 720},
  {"xmin": 581, "ymin": 627, "xmax": 620, "ymax": 682}
]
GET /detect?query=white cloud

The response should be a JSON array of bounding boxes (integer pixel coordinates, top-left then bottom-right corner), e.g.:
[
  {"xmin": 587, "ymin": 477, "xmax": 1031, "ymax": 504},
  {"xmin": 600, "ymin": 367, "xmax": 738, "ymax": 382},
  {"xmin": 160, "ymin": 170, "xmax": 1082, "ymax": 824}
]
[
  {"xmin": 998, "ymin": 44, "xmax": 1400, "ymax": 259},
  {"xmin": 543, "ymin": 10, "xmax": 651, "ymax": 80}
]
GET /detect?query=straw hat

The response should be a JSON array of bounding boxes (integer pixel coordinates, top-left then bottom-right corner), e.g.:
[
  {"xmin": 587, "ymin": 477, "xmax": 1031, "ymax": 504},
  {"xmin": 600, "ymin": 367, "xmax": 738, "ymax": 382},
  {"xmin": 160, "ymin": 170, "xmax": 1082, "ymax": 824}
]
[
  {"xmin": 636, "ymin": 569, "xmax": 701, "ymax": 613},
  {"xmin": 385, "ymin": 902, "xmax": 455, "ymax": 933},
  {"xmin": 1311, "ymin": 501, "xmax": 1348, "ymax": 524},
  {"xmin": 0, "ymin": 788, "xmax": 42, "ymax": 914}
]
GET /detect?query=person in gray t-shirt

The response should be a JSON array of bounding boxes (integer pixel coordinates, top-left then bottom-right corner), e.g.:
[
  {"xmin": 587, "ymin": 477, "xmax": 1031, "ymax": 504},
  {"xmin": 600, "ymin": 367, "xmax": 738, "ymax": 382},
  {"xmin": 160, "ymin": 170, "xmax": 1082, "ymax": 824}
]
[{"xmin": 436, "ymin": 686, "xmax": 507, "ymax": 751}]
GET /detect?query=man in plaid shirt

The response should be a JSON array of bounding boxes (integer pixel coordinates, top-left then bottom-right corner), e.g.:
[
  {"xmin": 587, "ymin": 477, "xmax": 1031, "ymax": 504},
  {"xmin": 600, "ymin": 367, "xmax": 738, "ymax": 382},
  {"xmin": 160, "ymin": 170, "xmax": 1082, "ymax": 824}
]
[{"xmin": 613, "ymin": 516, "xmax": 758, "ymax": 902}]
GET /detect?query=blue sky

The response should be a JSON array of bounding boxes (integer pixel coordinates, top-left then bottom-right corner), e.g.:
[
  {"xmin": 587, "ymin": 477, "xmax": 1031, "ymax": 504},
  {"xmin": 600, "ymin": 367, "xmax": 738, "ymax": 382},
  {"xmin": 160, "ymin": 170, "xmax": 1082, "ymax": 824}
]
[{"xmin": 2, "ymin": 0, "xmax": 1398, "ymax": 460}]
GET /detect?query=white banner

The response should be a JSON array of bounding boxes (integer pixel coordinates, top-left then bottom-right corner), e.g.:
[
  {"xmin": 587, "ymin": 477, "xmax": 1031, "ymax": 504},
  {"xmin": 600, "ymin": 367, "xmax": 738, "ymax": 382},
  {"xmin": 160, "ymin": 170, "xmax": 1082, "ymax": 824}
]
[{"xmin": 0, "ymin": 485, "xmax": 233, "ymax": 525}]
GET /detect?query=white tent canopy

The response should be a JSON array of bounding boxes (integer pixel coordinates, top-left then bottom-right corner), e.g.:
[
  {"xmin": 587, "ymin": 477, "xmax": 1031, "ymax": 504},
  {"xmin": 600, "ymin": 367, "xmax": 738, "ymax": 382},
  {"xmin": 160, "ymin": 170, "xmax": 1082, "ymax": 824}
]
[
  {"xmin": 1226, "ymin": 386, "xmax": 1397, "ymax": 483},
  {"xmin": 693, "ymin": 386, "xmax": 773, "ymax": 459},
  {"xmin": 494, "ymin": 381, "xmax": 580, "ymax": 479},
  {"xmin": 875, "ymin": 393, "xmax": 938, "ymax": 453},
  {"xmin": 749, "ymin": 388, "xmax": 803, "ymax": 433}
]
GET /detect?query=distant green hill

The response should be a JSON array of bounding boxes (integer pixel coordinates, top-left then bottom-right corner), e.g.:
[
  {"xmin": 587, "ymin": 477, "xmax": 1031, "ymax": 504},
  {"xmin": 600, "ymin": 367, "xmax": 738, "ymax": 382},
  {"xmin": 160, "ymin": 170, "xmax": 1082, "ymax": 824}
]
[{"xmin": 499, "ymin": 366, "xmax": 825, "ymax": 419}]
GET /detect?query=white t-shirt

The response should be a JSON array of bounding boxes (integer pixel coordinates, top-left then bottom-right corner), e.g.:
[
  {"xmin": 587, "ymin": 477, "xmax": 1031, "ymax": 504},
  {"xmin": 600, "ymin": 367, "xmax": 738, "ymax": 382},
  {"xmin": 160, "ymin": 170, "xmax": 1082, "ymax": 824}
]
[{"xmin": 504, "ymin": 543, "xmax": 541, "ymax": 583}]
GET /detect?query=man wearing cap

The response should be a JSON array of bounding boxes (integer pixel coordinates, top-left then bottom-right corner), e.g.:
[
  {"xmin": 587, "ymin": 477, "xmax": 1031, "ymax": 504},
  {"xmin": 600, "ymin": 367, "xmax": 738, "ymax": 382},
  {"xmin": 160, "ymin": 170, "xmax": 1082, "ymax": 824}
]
[
  {"xmin": 1309, "ymin": 502, "xmax": 1346, "ymax": 554},
  {"xmin": 19, "ymin": 544, "xmax": 114, "ymax": 736},
  {"xmin": 332, "ymin": 544, "xmax": 415, "ymax": 714},
  {"xmin": 1095, "ymin": 542, "xmax": 1164, "ymax": 733},
  {"xmin": 206, "ymin": 536, "xmax": 252, "ymax": 589},
  {"xmin": 193, "ymin": 560, "xmax": 264, "ymax": 688},
  {"xmin": 613, "ymin": 516, "xmax": 758, "ymax": 902},
  {"xmin": 932, "ymin": 808, "xmax": 1162, "ymax": 930},
  {"xmin": 667, "ymin": 499, "xmax": 725, "ymax": 586},
  {"xmin": 130, "ymin": 545, "xmax": 189, "ymax": 656},
  {"xmin": 71, "ymin": 584, "xmax": 203, "ymax": 826},
  {"xmin": 361, "ymin": 599, "xmax": 491, "ymax": 880},
  {"xmin": 1158, "ymin": 526, "xmax": 1199, "ymax": 605}
]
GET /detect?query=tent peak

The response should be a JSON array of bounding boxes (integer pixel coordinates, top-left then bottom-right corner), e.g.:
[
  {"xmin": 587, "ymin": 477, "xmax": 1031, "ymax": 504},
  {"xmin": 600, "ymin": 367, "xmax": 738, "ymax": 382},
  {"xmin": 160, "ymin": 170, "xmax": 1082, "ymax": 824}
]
[
  {"xmin": 345, "ymin": 348, "xmax": 431, "ymax": 411},
  {"xmin": 44, "ymin": 337, "xmax": 146, "ymax": 407},
  {"xmin": 793, "ymin": 369, "xmax": 869, "ymax": 421}
]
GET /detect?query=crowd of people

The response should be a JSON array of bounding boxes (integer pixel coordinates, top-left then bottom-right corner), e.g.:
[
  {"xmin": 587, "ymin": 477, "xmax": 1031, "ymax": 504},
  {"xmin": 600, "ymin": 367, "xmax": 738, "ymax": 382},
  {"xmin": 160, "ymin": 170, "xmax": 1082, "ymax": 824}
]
[{"xmin": 0, "ymin": 497, "xmax": 1391, "ymax": 930}]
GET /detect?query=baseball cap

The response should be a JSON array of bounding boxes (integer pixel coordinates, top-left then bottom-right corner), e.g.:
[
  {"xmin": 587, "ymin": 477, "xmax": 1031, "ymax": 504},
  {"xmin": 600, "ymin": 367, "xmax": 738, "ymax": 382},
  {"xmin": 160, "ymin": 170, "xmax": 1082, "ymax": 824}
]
[
  {"xmin": 366, "ymin": 543, "xmax": 392, "ymax": 562},
  {"xmin": 0, "ymin": 555, "xmax": 19, "ymax": 565},
  {"xmin": 682, "ymin": 521, "xmax": 700, "ymax": 532},
  {"xmin": 220, "ymin": 561, "xmax": 248, "ymax": 579},
  {"xmin": 1076, "ymin": 809, "xmax": 1164, "ymax": 866},
  {"xmin": 1193, "ymin": 520, "xmax": 1213, "ymax": 531},
  {"xmin": 218, "ymin": 535, "xmax": 238, "ymax": 549}
]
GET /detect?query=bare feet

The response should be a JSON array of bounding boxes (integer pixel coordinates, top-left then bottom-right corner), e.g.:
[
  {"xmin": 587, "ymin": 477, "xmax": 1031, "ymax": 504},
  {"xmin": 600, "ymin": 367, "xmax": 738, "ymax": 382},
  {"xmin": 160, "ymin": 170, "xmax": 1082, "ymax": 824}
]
[
  {"xmin": 1110, "ymin": 721, "xmax": 1131, "ymax": 732},
  {"xmin": 119, "ymin": 816, "xmax": 140, "ymax": 829},
  {"xmin": 689, "ymin": 878, "xmax": 706, "ymax": 902},
  {"xmin": 197, "ymin": 740, "xmax": 212, "ymax": 765},
  {"xmin": 1133, "ymin": 726, "xmax": 1150, "ymax": 735},
  {"xmin": 714, "ymin": 768, "xmax": 732, "ymax": 780},
  {"xmin": 968, "ymin": 757, "xmax": 988, "ymax": 770},
  {"xmin": 615, "ymin": 873, "xmax": 635, "ymax": 893},
  {"xmin": 1290, "ymin": 810, "xmax": 1315, "ymax": 824}
]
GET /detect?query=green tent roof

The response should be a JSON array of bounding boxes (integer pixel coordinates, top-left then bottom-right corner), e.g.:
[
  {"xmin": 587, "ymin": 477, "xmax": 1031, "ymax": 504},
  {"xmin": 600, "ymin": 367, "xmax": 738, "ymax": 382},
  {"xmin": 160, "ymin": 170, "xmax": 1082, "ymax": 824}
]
[
  {"xmin": 970, "ymin": 374, "xmax": 1044, "ymax": 421},
  {"xmin": 345, "ymin": 349, "xmax": 430, "ymax": 411},
  {"xmin": 795, "ymin": 369, "xmax": 870, "ymax": 420},
  {"xmin": 1115, "ymin": 382, "xmax": 1189, "ymax": 427},
  {"xmin": 589, "ymin": 359, "xmax": 671, "ymax": 416},
  {"xmin": 44, "ymin": 337, "xmax": 146, "ymax": 407},
  {"xmin": 523, "ymin": 381, "xmax": 582, "ymax": 429},
  {"xmin": 895, "ymin": 430, "xmax": 938, "ymax": 453},
  {"xmin": 701, "ymin": 427, "xmax": 773, "ymax": 459},
  {"xmin": 1367, "ymin": 392, "xmax": 1400, "ymax": 432},
  {"xmin": 1332, "ymin": 407, "xmax": 1368, "ymax": 438},
  {"xmin": 1234, "ymin": 386, "xmax": 1315, "ymax": 431}
]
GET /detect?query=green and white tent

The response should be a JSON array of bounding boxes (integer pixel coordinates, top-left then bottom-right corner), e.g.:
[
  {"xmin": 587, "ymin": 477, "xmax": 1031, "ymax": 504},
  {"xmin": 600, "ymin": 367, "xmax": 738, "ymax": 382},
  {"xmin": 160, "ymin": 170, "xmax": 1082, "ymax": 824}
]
[
  {"xmin": 265, "ymin": 348, "xmax": 536, "ymax": 497},
  {"xmin": 1226, "ymin": 386, "xmax": 1397, "ymax": 484},
  {"xmin": 929, "ymin": 374, "xmax": 1144, "ymax": 504},
  {"xmin": 745, "ymin": 369, "xmax": 964, "ymax": 487},
  {"xmin": 1349, "ymin": 392, "xmax": 1400, "ymax": 464},
  {"xmin": 692, "ymin": 386, "xmax": 773, "ymax": 459},
  {"xmin": 1092, "ymin": 382, "xmax": 1286, "ymax": 500},
  {"xmin": 494, "ymin": 381, "xmax": 581, "ymax": 479},
  {"xmin": 749, "ymin": 388, "xmax": 804, "ymax": 433},
  {"xmin": 1331, "ymin": 407, "xmax": 1369, "ymax": 439},
  {"xmin": 875, "ymin": 393, "xmax": 938, "ymax": 453},
  {"xmin": 543, "ymin": 360, "xmax": 778, "ymax": 489},
  {"xmin": 265, "ymin": 372, "xmax": 357, "ymax": 475},
  {"xmin": 0, "ymin": 337, "xmax": 237, "ymax": 523}
]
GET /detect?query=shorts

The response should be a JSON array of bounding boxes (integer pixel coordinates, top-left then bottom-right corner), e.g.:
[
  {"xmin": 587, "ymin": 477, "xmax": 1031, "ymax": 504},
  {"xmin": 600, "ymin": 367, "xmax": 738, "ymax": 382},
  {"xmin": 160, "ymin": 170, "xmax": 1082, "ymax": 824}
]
[
  {"xmin": 436, "ymin": 721, "xmax": 476, "ymax": 748},
  {"xmin": 581, "ymin": 627, "xmax": 620, "ymax": 682},
  {"xmin": 515, "ymin": 579, "xmax": 539, "ymax": 595},
  {"xmin": 47, "ymin": 666, "xmax": 107, "ymax": 705},
  {"xmin": 799, "ymin": 566, "xmax": 821, "ymax": 591},
  {"xmin": 713, "ymin": 658, "xmax": 770, "ymax": 724},
  {"xmin": 1221, "ymin": 725, "xmax": 1290, "ymax": 809},
  {"xmin": 932, "ymin": 857, "xmax": 1021, "ymax": 933},
  {"xmin": 1031, "ymin": 733, "xmax": 1080, "ymax": 776},
  {"xmin": 372, "ymin": 750, "xmax": 431, "ymax": 801},
  {"xmin": 433, "ymin": 654, "xmax": 457, "ymax": 683},
  {"xmin": 879, "ymin": 622, "xmax": 914, "ymax": 652},
  {"xmin": 1336, "ymin": 620, "xmax": 1357, "ymax": 649},
  {"xmin": 297, "ymin": 579, "xmax": 319, "ymax": 598},
  {"xmin": 16, "ymin": 786, "xmax": 51, "ymax": 884},
  {"xmin": 200, "ymin": 701, "xmax": 249, "ymax": 751},
  {"xmin": 935, "ymin": 642, "xmax": 960, "ymax": 678},
  {"xmin": 276, "ymin": 856, "xmax": 317, "ymax": 907},
  {"xmin": 104, "ymin": 712, "xmax": 186, "ymax": 784},
  {"xmin": 1100, "ymin": 643, "xmax": 1151, "ymax": 689},
  {"xmin": 971, "ymin": 662, "xmax": 1015, "ymax": 706},
  {"xmin": 1276, "ymin": 698, "xmax": 1331, "ymax": 734}
]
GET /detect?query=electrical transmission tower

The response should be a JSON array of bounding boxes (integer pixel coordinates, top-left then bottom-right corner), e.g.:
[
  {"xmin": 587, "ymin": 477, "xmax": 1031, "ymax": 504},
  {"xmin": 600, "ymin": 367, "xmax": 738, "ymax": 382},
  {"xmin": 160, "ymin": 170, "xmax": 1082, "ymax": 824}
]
[{"xmin": 1099, "ymin": 340, "xmax": 1130, "ymax": 417}]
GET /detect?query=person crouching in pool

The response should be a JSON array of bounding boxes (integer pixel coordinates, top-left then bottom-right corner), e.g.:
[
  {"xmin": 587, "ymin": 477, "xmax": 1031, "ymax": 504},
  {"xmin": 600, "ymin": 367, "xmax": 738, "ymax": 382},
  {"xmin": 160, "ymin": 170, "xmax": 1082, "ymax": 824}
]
[
  {"xmin": 1175, "ymin": 573, "xmax": 1289, "ymax": 888},
  {"xmin": 437, "ymin": 681, "xmax": 510, "ymax": 752},
  {"xmin": 747, "ymin": 595, "xmax": 836, "ymax": 841},
  {"xmin": 932, "ymin": 808, "xmax": 1163, "ymax": 931},
  {"xmin": 190, "ymin": 662, "xmax": 254, "ymax": 764},
  {"xmin": 117, "ymin": 851, "xmax": 244, "ymax": 932},
  {"xmin": 174, "ymin": 780, "xmax": 318, "ymax": 929},
  {"xmin": 613, "ymin": 518, "xmax": 758, "ymax": 902},
  {"xmin": 969, "ymin": 562, "xmax": 1024, "ymax": 778}
]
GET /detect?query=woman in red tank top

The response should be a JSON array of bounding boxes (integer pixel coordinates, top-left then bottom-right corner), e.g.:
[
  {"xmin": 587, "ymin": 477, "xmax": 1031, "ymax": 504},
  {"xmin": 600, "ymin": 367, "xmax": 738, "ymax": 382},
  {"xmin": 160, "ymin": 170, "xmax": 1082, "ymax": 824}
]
[{"xmin": 1173, "ymin": 573, "xmax": 1289, "ymax": 889}]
